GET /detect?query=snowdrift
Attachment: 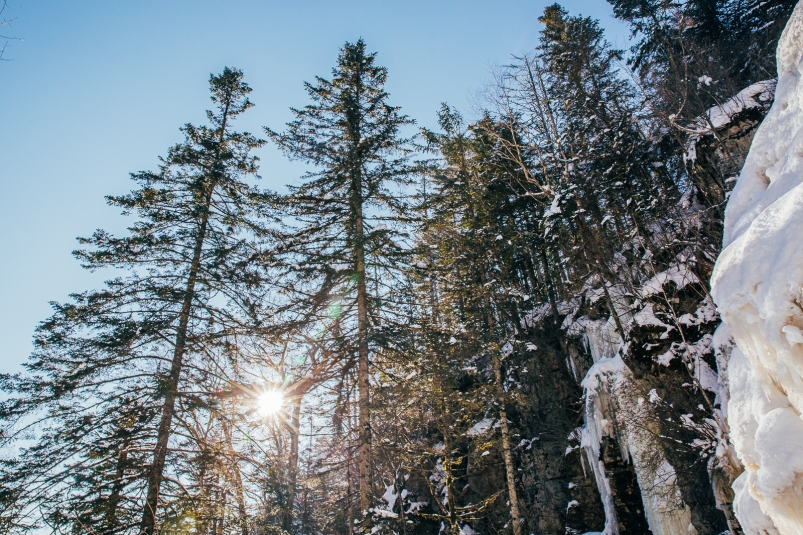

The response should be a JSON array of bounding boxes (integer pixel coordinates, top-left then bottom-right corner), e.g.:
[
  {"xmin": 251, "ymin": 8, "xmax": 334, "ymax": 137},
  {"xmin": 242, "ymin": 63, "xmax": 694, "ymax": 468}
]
[{"xmin": 711, "ymin": 1, "xmax": 803, "ymax": 532}]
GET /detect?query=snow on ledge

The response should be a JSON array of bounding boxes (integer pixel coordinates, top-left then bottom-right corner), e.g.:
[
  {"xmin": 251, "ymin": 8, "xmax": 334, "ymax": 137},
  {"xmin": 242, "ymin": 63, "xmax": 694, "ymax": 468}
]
[
  {"xmin": 684, "ymin": 80, "xmax": 775, "ymax": 163},
  {"xmin": 690, "ymin": 80, "xmax": 776, "ymax": 134}
]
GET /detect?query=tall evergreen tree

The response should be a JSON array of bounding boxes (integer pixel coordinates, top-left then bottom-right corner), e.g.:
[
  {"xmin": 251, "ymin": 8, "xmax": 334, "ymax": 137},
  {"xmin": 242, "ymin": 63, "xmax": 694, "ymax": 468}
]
[
  {"xmin": 607, "ymin": 0, "xmax": 796, "ymax": 82},
  {"xmin": 266, "ymin": 39, "xmax": 416, "ymax": 526},
  {"xmin": 0, "ymin": 67, "xmax": 271, "ymax": 535}
]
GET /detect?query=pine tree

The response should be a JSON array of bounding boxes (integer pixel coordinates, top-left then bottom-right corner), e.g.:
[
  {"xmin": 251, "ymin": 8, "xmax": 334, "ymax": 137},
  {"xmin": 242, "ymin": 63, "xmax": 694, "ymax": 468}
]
[
  {"xmin": 607, "ymin": 0, "xmax": 795, "ymax": 82},
  {"xmin": 535, "ymin": 4, "xmax": 677, "ymax": 295},
  {"xmin": 605, "ymin": 0, "xmax": 796, "ymax": 208},
  {"xmin": 415, "ymin": 105, "xmax": 537, "ymax": 534},
  {"xmin": 266, "ymin": 39, "xmax": 416, "ymax": 528},
  {"xmin": 0, "ymin": 67, "xmax": 271, "ymax": 535}
]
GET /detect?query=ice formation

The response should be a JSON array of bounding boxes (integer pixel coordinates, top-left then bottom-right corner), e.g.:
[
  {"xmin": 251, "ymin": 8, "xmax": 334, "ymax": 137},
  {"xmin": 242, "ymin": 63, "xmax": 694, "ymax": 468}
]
[
  {"xmin": 581, "ymin": 352, "xmax": 696, "ymax": 535},
  {"xmin": 711, "ymin": 2, "xmax": 803, "ymax": 532}
]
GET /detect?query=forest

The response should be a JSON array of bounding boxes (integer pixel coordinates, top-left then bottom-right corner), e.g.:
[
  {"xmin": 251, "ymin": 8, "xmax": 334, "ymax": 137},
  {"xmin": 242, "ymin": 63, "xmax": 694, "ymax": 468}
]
[{"xmin": 2, "ymin": 0, "xmax": 803, "ymax": 534}]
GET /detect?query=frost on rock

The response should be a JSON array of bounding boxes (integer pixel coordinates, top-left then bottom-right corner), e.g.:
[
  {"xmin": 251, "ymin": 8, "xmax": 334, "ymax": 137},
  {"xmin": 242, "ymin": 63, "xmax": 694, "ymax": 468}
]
[{"xmin": 711, "ymin": 2, "xmax": 803, "ymax": 532}]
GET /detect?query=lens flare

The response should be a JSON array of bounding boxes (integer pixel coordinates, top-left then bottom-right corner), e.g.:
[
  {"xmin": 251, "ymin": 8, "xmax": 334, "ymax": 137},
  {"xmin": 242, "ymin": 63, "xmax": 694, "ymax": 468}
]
[{"xmin": 257, "ymin": 390, "xmax": 284, "ymax": 416}]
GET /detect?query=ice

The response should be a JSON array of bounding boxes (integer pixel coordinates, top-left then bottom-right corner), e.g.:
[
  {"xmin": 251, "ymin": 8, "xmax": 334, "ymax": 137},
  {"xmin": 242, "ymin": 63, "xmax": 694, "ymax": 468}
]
[
  {"xmin": 579, "ymin": 317, "xmax": 622, "ymax": 363},
  {"xmin": 710, "ymin": 3, "xmax": 803, "ymax": 532},
  {"xmin": 581, "ymin": 356, "xmax": 694, "ymax": 535},
  {"xmin": 732, "ymin": 473, "xmax": 780, "ymax": 535}
]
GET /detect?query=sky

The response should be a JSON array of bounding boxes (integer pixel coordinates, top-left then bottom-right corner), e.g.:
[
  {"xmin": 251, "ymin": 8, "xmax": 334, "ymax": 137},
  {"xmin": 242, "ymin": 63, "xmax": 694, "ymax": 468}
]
[{"xmin": 0, "ymin": 0, "xmax": 630, "ymax": 374}]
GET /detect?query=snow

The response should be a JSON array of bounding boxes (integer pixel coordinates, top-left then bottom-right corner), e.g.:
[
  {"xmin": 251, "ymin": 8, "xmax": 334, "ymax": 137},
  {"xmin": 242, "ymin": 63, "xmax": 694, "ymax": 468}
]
[
  {"xmin": 640, "ymin": 264, "xmax": 700, "ymax": 298},
  {"xmin": 710, "ymin": 3, "xmax": 803, "ymax": 532},
  {"xmin": 545, "ymin": 194, "xmax": 562, "ymax": 216},
  {"xmin": 632, "ymin": 303, "xmax": 671, "ymax": 332},
  {"xmin": 678, "ymin": 296, "xmax": 718, "ymax": 327},
  {"xmin": 655, "ymin": 349, "xmax": 675, "ymax": 366},
  {"xmin": 553, "ymin": 241, "xmax": 724, "ymax": 535},
  {"xmin": 405, "ymin": 501, "xmax": 428, "ymax": 514},
  {"xmin": 712, "ymin": 323, "xmax": 735, "ymax": 418},
  {"xmin": 580, "ymin": 355, "xmax": 627, "ymax": 393},
  {"xmin": 693, "ymin": 80, "xmax": 776, "ymax": 133},
  {"xmin": 732, "ymin": 472, "xmax": 780, "ymax": 535},
  {"xmin": 581, "ymin": 356, "xmax": 694, "ymax": 535},
  {"xmin": 580, "ymin": 358, "xmax": 623, "ymax": 535},
  {"xmin": 753, "ymin": 407, "xmax": 803, "ymax": 497},
  {"xmin": 684, "ymin": 79, "xmax": 775, "ymax": 163},
  {"xmin": 467, "ymin": 418, "xmax": 496, "ymax": 437},
  {"xmin": 579, "ymin": 317, "xmax": 622, "ymax": 363},
  {"xmin": 370, "ymin": 507, "xmax": 398, "ymax": 519},
  {"xmin": 383, "ymin": 484, "xmax": 398, "ymax": 510}
]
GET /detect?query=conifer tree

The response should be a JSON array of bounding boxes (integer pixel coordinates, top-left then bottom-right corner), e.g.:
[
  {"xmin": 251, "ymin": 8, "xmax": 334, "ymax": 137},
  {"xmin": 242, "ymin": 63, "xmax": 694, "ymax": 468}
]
[
  {"xmin": 606, "ymin": 0, "xmax": 796, "ymax": 207},
  {"xmin": 536, "ymin": 4, "xmax": 676, "ymax": 290},
  {"xmin": 416, "ymin": 105, "xmax": 536, "ymax": 534},
  {"xmin": 0, "ymin": 67, "xmax": 271, "ymax": 535},
  {"xmin": 266, "ymin": 39, "xmax": 415, "ymax": 526},
  {"xmin": 607, "ymin": 0, "xmax": 796, "ymax": 83}
]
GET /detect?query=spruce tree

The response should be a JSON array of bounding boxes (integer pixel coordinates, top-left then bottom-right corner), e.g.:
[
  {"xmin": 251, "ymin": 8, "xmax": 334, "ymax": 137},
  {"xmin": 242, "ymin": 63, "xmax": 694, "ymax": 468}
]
[
  {"xmin": 607, "ymin": 0, "xmax": 796, "ymax": 83},
  {"xmin": 266, "ymin": 39, "xmax": 415, "ymax": 526},
  {"xmin": 536, "ymin": 4, "xmax": 677, "ymax": 296},
  {"xmin": 415, "ymin": 106, "xmax": 536, "ymax": 534},
  {"xmin": 0, "ymin": 67, "xmax": 271, "ymax": 535},
  {"xmin": 605, "ymin": 0, "xmax": 796, "ymax": 208}
]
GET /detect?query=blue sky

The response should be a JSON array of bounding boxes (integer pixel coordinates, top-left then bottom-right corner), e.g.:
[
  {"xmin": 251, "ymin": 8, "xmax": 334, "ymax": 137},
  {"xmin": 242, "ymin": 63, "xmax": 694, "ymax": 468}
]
[{"xmin": 0, "ymin": 0, "xmax": 629, "ymax": 373}]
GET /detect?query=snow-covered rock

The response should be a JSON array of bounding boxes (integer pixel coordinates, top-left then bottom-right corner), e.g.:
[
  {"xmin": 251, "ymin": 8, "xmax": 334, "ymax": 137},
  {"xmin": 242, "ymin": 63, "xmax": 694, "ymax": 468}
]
[{"xmin": 711, "ymin": 2, "xmax": 803, "ymax": 532}]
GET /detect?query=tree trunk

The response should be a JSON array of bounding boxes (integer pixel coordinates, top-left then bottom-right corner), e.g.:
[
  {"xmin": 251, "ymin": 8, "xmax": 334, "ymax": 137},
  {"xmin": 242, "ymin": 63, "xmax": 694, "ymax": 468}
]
[
  {"xmin": 347, "ymin": 453, "xmax": 355, "ymax": 535},
  {"xmin": 216, "ymin": 488, "xmax": 227, "ymax": 535},
  {"xmin": 141, "ymin": 196, "xmax": 213, "ymax": 535},
  {"xmin": 355, "ymin": 205, "xmax": 373, "ymax": 521},
  {"xmin": 282, "ymin": 400, "xmax": 303, "ymax": 532},
  {"xmin": 224, "ymin": 420, "xmax": 249, "ymax": 535},
  {"xmin": 349, "ymin": 131, "xmax": 372, "ymax": 525},
  {"xmin": 493, "ymin": 353, "xmax": 524, "ymax": 535},
  {"xmin": 141, "ymin": 95, "xmax": 230, "ymax": 534},
  {"xmin": 103, "ymin": 435, "xmax": 130, "ymax": 534}
]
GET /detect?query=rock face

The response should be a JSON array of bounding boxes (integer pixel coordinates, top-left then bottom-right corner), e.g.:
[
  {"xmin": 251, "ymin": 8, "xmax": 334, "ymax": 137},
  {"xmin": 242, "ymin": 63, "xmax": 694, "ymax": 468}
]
[
  {"xmin": 516, "ymin": 328, "xmax": 607, "ymax": 535},
  {"xmin": 711, "ymin": 2, "xmax": 803, "ymax": 533}
]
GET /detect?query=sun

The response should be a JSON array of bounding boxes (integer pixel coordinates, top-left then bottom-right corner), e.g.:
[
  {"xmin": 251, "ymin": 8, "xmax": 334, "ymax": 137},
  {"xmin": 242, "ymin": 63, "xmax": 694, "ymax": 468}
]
[{"xmin": 257, "ymin": 390, "xmax": 284, "ymax": 416}]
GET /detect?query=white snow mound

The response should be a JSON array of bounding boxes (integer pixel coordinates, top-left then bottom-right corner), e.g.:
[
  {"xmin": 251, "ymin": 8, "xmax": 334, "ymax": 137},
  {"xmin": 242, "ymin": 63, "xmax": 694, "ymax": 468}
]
[{"xmin": 711, "ymin": 2, "xmax": 803, "ymax": 533}]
